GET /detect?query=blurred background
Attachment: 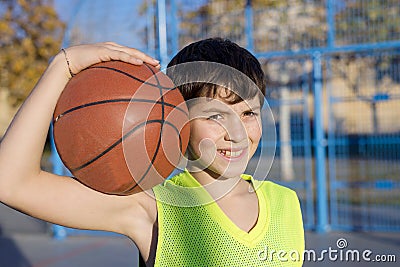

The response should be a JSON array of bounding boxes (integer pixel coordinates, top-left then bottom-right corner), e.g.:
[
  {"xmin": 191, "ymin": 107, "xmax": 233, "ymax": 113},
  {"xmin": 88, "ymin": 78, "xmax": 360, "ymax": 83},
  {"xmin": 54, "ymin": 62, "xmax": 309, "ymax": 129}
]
[{"xmin": 0, "ymin": 0, "xmax": 399, "ymax": 266}]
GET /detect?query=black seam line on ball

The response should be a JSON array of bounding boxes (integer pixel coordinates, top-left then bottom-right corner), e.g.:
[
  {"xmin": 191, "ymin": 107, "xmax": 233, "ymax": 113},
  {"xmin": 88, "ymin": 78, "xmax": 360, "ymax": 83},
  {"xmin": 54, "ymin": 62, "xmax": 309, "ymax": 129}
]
[
  {"xmin": 145, "ymin": 64, "xmax": 166, "ymax": 122},
  {"xmin": 124, "ymin": 63, "xmax": 166, "ymax": 191},
  {"xmin": 53, "ymin": 98, "xmax": 188, "ymax": 123},
  {"xmin": 123, "ymin": 65, "xmax": 168, "ymax": 192},
  {"xmin": 90, "ymin": 65, "xmax": 175, "ymax": 91},
  {"xmin": 70, "ymin": 119, "xmax": 164, "ymax": 172},
  {"xmin": 123, "ymin": 120, "xmax": 183, "ymax": 193}
]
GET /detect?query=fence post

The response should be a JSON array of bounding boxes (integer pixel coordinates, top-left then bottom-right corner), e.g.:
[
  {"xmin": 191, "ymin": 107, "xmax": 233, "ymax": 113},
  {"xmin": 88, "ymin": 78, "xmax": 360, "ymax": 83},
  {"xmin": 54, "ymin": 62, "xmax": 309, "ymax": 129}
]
[
  {"xmin": 156, "ymin": 0, "xmax": 168, "ymax": 68},
  {"xmin": 50, "ymin": 0, "xmax": 85, "ymax": 239},
  {"xmin": 170, "ymin": 0, "xmax": 179, "ymax": 56},
  {"xmin": 50, "ymin": 124, "xmax": 68, "ymax": 240},
  {"xmin": 245, "ymin": 0, "xmax": 254, "ymax": 52},
  {"xmin": 313, "ymin": 52, "xmax": 329, "ymax": 233},
  {"xmin": 146, "ymin": 0, "xmax": 156, "ymax": 57},
  {"xmin": 326, "ymin": 0, "xmax": 336, "ymax": 48}
]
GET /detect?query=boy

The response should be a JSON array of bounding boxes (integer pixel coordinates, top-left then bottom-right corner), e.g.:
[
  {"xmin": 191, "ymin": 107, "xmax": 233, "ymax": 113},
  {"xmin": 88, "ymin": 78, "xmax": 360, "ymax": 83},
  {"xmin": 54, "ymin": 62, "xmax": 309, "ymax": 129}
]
[{"xmin": 0, "ymin": 38, "xmax": 304, "ymax": 266}]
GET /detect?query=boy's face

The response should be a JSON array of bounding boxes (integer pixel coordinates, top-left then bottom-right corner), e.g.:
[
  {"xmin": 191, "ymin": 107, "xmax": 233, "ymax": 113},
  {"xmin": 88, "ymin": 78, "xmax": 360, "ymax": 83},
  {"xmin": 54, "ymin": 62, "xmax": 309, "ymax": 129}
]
[{"xmin": 187, "ymin": 95, "xmax": 262, "ymax": 178}]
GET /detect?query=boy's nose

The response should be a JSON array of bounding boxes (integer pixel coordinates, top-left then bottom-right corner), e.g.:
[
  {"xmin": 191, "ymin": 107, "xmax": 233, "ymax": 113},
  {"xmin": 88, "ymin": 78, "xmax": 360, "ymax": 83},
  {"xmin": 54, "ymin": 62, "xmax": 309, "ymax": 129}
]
[{"xmin": 224, "ymin": 116, "xmax": 247, "ymax": 143}]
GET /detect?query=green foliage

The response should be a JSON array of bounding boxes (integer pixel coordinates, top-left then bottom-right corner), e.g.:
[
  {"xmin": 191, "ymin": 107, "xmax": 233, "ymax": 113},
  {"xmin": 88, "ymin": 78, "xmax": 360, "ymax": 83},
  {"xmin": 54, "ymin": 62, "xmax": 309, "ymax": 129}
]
[{"xmin": 0, "ymin": 0, "xmax": 65, "ymax": 106}]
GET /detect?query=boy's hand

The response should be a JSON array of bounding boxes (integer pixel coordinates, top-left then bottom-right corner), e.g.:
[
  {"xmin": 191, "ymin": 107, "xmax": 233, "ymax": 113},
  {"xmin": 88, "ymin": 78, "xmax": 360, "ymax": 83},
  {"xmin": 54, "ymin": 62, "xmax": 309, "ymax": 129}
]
[{"xmin": 61, "ymin": 42, "xmax": 160, "ymax": 78}]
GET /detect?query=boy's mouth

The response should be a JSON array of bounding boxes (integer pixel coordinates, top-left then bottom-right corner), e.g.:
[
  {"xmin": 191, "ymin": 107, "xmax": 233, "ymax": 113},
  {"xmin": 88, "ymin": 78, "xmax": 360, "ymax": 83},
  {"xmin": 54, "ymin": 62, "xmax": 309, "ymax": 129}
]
[{"xmin": 217, "ymin": 148, "xmax": 246, "ymax": 159}]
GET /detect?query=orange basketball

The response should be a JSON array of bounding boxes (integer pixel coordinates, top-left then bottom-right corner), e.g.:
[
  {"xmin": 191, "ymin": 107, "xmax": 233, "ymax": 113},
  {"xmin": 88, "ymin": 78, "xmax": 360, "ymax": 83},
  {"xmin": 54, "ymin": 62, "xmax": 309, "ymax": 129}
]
[{"xmin": 53, "ymin": 61, "xmax": 190, "ymax": 195}]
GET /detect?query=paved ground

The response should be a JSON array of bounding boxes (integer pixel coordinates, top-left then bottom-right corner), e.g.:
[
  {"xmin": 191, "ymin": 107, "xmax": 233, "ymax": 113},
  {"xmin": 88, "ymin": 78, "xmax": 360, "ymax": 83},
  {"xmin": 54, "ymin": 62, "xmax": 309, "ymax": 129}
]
[
  {"xmin": 0, "ymin": 231, "xmax": 399, "ymax": 267},
  {"xmin": 303, "ymin": 231, "xmax": 399, "ymax": 267}
]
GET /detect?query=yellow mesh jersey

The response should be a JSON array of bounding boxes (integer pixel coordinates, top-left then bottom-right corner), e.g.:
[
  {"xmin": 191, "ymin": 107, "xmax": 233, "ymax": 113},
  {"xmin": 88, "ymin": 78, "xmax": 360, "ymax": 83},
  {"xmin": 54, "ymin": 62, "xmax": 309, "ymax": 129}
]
[{"xmin": 152, "ymin": 170, "xmax": 304, "ymax": 266}]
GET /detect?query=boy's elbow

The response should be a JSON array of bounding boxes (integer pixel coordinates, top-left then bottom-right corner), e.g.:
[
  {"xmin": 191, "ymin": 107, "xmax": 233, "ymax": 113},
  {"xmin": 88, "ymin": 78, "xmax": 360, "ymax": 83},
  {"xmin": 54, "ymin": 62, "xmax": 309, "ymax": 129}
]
[
  {"xmin": 0, "ymin": 172, "xmax": 20, "ymax": 204},
  {"xmin": 0, "ymin": 178, "xmax": 13, "ymax": 204}
]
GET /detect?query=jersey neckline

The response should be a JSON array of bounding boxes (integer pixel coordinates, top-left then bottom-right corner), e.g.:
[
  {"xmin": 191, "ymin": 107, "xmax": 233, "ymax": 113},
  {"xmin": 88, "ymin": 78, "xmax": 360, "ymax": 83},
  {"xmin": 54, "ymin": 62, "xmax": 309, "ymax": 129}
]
[{"xmin": 180, "ymin": 170, "xmax": 270, "ymax": 247}]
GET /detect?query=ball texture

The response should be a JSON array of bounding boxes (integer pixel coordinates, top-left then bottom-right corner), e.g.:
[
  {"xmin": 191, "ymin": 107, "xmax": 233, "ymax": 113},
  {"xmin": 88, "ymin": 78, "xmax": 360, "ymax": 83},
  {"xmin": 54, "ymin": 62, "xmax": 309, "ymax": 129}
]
[{"xmin": 53, "ymin": 61, "xmax": 189, "ymax": 195}]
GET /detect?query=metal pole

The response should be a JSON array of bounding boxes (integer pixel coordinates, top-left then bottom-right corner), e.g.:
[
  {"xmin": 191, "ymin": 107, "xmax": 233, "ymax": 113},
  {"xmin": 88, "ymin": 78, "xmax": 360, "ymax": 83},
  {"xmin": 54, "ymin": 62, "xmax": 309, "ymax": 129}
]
[
  {"xmin": 245, "ymin": 0, "xmax": 254, "ymax": 52},
  {"xmin": 157, "ymin": 0, "xmax": 168, "ymax": 68},
  {"xmin": 51, "ymin": 0, "xmax": 85, "ymax": 240},
  {"xmin": 170, "ymin": 0, "xmax": 179, "ymax": 57},
  {"xmin": 302, "ymin": 63, "xmax": 314, "ymax": 230},
  {"xmin": 50, "ymin": 124, "xmax": 68, "ymax": 240},
  {"xmin": 313, "ymin": 52, "xmax": 329, "ymax": 233},
  {"xmin": 326, "ymin": 0, "xmax": 336, "ymax": 48},
  {"xmin": 146, "ymin": 0, "xmax": 156, "ymax": 57}
]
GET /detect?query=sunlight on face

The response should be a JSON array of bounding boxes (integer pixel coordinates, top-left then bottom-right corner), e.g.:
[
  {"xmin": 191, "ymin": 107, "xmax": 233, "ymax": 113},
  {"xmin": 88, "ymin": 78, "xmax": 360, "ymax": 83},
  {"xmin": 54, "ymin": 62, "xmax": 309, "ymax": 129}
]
[{"xmin": 187, "ymin": 96, "xmax": 262, "ymax": 178}]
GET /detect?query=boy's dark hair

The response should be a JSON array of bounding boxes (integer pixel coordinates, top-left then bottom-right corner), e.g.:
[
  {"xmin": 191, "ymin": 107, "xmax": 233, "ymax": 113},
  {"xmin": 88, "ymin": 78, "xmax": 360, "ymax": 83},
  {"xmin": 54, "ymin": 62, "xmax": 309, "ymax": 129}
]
[{"xmin": 167, "ymin": 38, "xmax": 266, "ymax": 104}]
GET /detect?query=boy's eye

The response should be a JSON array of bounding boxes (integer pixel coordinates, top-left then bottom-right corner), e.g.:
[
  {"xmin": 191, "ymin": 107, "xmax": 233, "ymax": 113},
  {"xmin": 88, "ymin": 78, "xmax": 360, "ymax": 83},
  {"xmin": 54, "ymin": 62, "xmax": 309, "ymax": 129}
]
[
  {"xmin": 243, "ymin": 111, "xmax": 258, "ymax": 117},
  {"xmin": 207, "ymin": 114, "xmax": 223, "ymax": 120}
]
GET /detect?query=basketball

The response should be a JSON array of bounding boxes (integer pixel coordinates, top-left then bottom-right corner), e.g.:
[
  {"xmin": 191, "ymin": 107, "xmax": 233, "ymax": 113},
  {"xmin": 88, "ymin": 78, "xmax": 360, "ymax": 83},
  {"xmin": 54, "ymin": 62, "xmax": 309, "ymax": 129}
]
[{"xmin": 53, "ymin": 61, "xmax": 190, "ymax": 195}]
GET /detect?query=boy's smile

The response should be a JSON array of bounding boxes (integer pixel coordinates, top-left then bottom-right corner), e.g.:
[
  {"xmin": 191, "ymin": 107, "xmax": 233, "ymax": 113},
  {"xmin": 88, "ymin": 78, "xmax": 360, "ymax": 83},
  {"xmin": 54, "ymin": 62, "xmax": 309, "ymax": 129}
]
[
  {"xmin": 187, "ymin": 95, "xmax": 262, "ymax": 180},
  {"xmin": 217, "ymin": 147, "xmax": 247, "ymax": 161}
]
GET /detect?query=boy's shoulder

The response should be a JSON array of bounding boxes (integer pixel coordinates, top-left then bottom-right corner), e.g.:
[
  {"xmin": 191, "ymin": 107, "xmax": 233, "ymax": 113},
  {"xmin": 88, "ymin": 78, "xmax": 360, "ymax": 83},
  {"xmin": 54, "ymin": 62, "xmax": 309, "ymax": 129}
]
[
  {"xmin": 250, "ymin": 177, "xmax": 299, "ymax": 201},
  {"xmin": 243, "ymin": 173, "xmax": 295, "ymax": 192},
  {"xmin": 260, "ymin": 179, "xmax": 297, "ymax": 193}
]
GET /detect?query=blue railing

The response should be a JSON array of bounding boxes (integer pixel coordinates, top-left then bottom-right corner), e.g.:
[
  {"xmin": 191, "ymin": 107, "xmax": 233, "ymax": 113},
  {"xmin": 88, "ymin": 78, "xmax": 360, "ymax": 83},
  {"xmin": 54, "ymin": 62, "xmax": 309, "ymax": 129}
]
[{"xmin": 53, "ymin": 0, "xmax": 400, "ymax": 238}]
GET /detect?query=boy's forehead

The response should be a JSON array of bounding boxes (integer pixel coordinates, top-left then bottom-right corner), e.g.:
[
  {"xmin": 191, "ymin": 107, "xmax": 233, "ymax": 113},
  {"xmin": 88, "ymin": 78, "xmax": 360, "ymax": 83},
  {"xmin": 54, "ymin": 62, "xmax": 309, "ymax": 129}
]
[{"xmin": 188, "ymin": 96, "xmax": 261, "ymax": 113}]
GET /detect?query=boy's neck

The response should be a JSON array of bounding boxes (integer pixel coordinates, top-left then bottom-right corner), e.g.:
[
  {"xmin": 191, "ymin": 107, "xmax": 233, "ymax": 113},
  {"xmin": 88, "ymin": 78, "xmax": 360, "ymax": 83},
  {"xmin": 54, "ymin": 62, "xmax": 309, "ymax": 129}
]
[{"xmin": 188, "ymin": 167, "xmax": 252, "ymax": 200}]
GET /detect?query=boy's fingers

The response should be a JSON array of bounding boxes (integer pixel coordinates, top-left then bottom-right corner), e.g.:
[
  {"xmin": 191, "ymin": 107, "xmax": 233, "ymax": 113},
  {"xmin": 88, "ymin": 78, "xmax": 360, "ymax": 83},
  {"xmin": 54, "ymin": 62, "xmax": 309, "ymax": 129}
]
[
  {"xmin": 103, "ymin": 41, "xmax": 123, "ymax": 47},
  {"xmin": 129, "ymin": 49, "xmax": 160, "ymax": 66},
  {"xmin": 98, "ymin": 50, "xmax": 141, "ymax": 66},
  {"xmin": 64, "ymin": 43, "xmax": 161, "ymax": 75},
  {"xmin": 103, "ymin": 42, "xmax": 160, "ymax": 66}
]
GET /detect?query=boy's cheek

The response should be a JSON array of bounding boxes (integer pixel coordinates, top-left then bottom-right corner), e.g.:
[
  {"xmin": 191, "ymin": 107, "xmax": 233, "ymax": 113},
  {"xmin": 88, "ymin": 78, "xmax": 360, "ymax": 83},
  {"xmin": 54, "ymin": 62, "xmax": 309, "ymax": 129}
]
[{"xmin": 247, "ymin": 123, "xmax": 262, "ymax": 139}]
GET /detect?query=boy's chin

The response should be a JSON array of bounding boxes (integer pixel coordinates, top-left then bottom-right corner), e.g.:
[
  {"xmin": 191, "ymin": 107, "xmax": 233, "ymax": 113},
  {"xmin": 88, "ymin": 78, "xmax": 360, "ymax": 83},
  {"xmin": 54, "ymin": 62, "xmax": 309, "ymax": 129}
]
[{"xmin": 207, "ymin": 164, "xmax": 248, "ymax": 179}]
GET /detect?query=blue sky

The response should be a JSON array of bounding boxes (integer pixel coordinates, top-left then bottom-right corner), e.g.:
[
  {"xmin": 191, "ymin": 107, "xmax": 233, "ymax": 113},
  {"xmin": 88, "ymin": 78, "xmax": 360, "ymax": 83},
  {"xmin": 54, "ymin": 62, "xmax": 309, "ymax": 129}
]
[
  {"xmin": 54, "ymin": 0, "xmax": 81, "ymax": 22},
  {"xmin": 54, "ymin": 0, "xmax": 148, "ymax": 49}
]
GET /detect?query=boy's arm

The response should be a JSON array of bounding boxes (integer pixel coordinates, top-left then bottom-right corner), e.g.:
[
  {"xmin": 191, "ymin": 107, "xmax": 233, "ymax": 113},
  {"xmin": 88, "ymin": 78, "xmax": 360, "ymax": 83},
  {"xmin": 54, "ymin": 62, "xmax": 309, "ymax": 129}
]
[{"xmin": 0, "ymin": 43, "xmax": 159, "ymax": 235}]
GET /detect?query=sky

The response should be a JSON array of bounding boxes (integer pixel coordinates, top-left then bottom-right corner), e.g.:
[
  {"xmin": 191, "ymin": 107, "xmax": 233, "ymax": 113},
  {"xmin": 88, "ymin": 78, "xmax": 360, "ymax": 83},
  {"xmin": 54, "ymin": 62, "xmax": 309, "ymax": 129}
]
[
  {"xmin": 54, "ymin": 0, "xmax": 81, "ymax": 22},
  {"xmin": 54, "ymin": 0, "xmax": 149, "ymax": 50}
]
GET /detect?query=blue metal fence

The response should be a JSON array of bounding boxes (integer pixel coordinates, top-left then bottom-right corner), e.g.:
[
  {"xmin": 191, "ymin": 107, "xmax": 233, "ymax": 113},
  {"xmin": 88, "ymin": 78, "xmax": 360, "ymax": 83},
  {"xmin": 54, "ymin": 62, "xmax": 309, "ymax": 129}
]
[
  {"xmin": 326, "ymin": 49, "xmax": 400, "ymax": 231},
  {"xmin": 53, "ymin": 0, "xmax": 400, "ymax": 237}
]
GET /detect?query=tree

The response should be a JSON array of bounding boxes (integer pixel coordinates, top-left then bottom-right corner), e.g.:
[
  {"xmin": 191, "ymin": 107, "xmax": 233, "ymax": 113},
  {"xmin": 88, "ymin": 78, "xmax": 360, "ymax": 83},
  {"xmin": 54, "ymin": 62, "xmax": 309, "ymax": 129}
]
[{"xmin": 0, "ymin": 0, "xmax": 65, "ymax": 107}]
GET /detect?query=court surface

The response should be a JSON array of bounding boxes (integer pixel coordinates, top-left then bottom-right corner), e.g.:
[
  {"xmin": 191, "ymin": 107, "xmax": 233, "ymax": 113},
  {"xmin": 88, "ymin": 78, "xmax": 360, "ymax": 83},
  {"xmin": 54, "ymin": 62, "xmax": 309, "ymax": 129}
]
[{"xmin": 0, "ymin": 231, "xmax": 399, "ymax": 267}]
